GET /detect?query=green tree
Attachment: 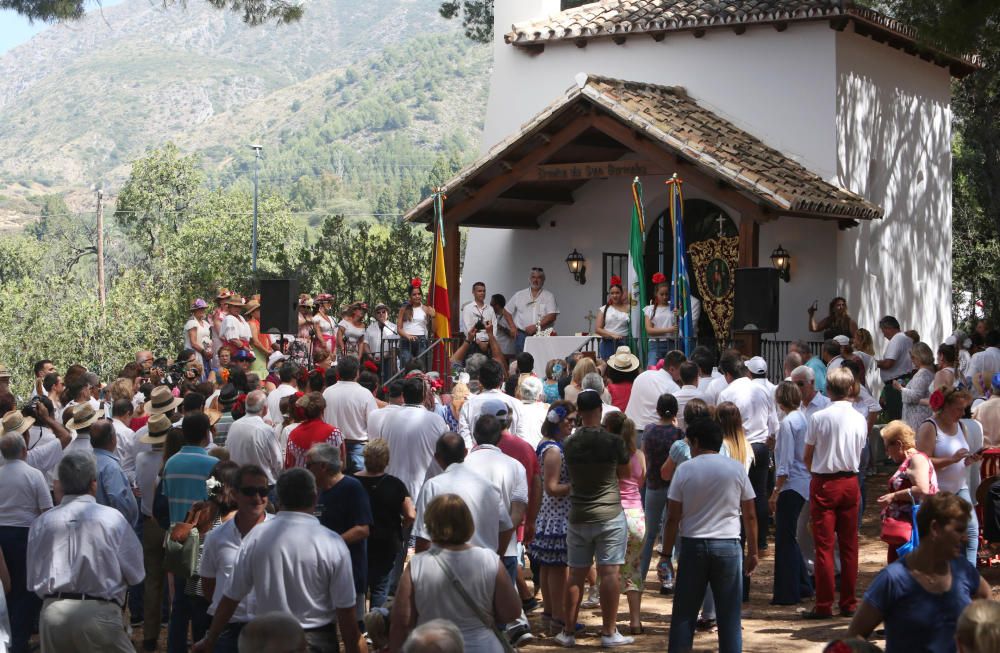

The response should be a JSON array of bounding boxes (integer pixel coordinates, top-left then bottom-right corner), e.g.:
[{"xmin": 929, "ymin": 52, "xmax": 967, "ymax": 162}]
[
  {"xmin": 1, "ymin": 0, "xmax": 302, "ymax": 25},
  {"xmin": 115, "ymin": 143, "xmax": 204, "ymax": 254}
]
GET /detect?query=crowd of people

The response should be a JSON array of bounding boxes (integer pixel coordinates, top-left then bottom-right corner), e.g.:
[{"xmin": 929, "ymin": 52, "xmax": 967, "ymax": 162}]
[{"xmin": 0, "ymin": 276, "xmax": 999, "ymax": 653}]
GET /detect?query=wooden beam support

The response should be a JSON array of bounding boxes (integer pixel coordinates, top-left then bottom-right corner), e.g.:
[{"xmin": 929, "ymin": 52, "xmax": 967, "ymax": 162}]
[
  {"xmin": 829, "ymin": 16, "xmax": 849, "ymax": 31},
  {"xmin": 590, "ymin": 114, "xmax": 773, "ymax": 224},
  {"xmin": 522, "ymin": 43, "xmax": 545, "ymax": 55},
  {"xmin": 444, "ymin": 222, "xmax": 461, "ymax": 334},
  {"xmin": 499, "ymin": 188, "xmax": 576, "ymax": 204},
  {"xmin": 774, "ymin": 21, "xmax": 788, "ymax": 32},
  {"xmin": 443, "ymin": 114, "xmax": 595, "ymax": 226},
  {"xmin": 738, "ymin": 219, "xmax": 759, "ymax": 267}
]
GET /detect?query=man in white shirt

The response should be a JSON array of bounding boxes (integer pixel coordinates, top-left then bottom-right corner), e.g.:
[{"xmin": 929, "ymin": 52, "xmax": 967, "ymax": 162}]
[
  {"xmin": 463, "ymin": 413, "xmax": 533, "ymax": 647},
  {"xmin": 365, "ymin": 303, "xmax": 399, "ymax": 379},
  {"xmin": 194, "ymin": 468, "xmax": 366, "ymax": 653},
  {"xmin": 0, "ymin": 432, "xmax": 54, "ymax": 653},
  {"xmin": 266, "ymin": 362, "xmax": 299, "ymax": 428},
  {"xmin": 413, "ymin": 432, "xmax": 514, "ymax": 555},
  {"xmin": 64, "ymin": 402, "xmax": 100, "ymax": 455},
  {"xmin": 690, "ymin": 347, "xmax": 720, "ymax": 396},
  {"xmin": 792, "ymin": 366, "xmax": 832, "ymax": 420},
  {"xmin": 458, "ymin": 359, "xmax": 523, "ymax": 447},
  {"xmin": 704, "ymin": 352, "xmax": 742, "ymax": 406},
  {"xmin": 3, "ymin": 403, "xmax": 71, "ymax": 481},
  {"xmin": 226, "ymin": 391, "xmax": 283, "ymax": 485},
  {"xmin": 198, "ymin": 464, "xmax": 273, "ymax": 651},
  {"xmin": 659, "ymin": 417, "xmax": 757, "ymax": 653},
  {"xmin": 625, "ymin": 361, "xmax": 680, "ymax": 432},
  {"xmin": 973, "ymin": 374, "xmax": 1000, "ymax": 445},
  {"xmin": 968, "ymin": 330, "xmax": 1000, "ymax": 400},
  {"xmin": 802, "ymin": 368, "xmax": 868, "ymax": 619},
  {"xmin": 135, "ymin": 413, "xmax": 172, "ymax": 650},
  {"xmin": 110, "ymin": 399, "xmax": 138, "ymax": 483},
  {"xmin": 508, "ymin": 267, "xmax": 559, "ymax": 354},
  {"xmin": 323, "ymin": 356, "xmax": 377, "ymax": 474},
  {"xmin": 27, "ymin": 452, "xmax": 144, "ymax": 653},
  {"xmin": 673, "ymin": 362, "xmax": 705, "ymax": 431},
  {"xmin": 367, "ymin": 380, "xmax": 404, "ymax": 441},
  {"xmin": 461, "ymin": 281, "xmax": 498, "ymax": 337},
  {"xmin": 821, "ymin": 339, "xmax": 844, "ymax": 372},
  {"xmin": 876, "ymin": 315, "xmax": 914, "ymax": 421},
  {"xmin": 718, "ymin": 357, "xmax": 778, "ymax": 552}
]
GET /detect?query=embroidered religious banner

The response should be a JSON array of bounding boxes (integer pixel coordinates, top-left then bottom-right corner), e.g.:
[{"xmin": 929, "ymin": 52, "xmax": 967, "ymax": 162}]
[{"xmin": 688, "ymin": 236, "xmax": 738, "ymax": 343}]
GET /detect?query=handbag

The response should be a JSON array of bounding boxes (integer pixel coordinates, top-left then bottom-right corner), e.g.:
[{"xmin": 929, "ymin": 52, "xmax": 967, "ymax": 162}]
[
  {"xmin": 895, "ymin": 503, "xmax": 920, "ymax": 557},
  {"xmin": 880, "ymin": 515, "xmax": 912, "ymax": 547},
  {"xmin": 163, "ymin": 502, "xmax": 213, "ymax": 578},
  {"xmin": 428, "ymin": 549, "xmax": 516, "ymax": 653}
]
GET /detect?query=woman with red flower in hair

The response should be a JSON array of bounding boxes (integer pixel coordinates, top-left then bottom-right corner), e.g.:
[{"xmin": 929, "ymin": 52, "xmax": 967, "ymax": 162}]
[
  {"xmin": 643, "ymin": 272, "xmax": 678, "ymax": 367},
  {"xmin": 916, "ymin": 387, "xmax": 981, "ymax": 564},
  {"xmin": 595, "ymin": 275, "xmax": 631, "ymax": 360},
  {"xmin": 397, "ymin": 279, "xmax": 436, "ymax": 367}
]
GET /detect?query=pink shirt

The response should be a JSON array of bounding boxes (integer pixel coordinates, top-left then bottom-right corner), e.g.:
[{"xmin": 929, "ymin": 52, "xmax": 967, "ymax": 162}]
[{"xmin": 618, "ymin": 452, "xmax": 644, "ymax": 509}]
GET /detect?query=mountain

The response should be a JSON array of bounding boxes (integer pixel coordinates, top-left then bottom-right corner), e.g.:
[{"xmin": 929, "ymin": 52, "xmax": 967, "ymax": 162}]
[{"xmin": 0, "ymin": 0, "xmax": 491, "ymax": 228}]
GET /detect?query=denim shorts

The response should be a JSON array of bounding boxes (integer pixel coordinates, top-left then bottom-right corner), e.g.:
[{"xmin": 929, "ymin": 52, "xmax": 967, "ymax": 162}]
[{"xmin": 566, "ymin": 512, "xmax": 628, "ymax": 568}]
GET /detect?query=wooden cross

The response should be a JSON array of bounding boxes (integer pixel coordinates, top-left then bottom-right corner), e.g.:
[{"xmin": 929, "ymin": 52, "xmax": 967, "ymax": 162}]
[{"xmin": 584, "ymin": 310, "xmax": 596, "ymax": 333}]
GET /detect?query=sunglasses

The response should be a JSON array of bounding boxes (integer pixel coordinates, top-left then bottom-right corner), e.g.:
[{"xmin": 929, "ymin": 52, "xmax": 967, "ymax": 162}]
[{"xmin": 239, "ymin": 486, "xmax": 270, "ymax": 498}]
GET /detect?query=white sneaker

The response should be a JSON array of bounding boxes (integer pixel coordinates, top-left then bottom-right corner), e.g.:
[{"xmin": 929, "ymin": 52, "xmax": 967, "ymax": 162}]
[
  {"xmin": 601, "ymin": 630, "xmax": 635, "ymax": 647},
  {"xmin": 581, "ymin": 586, "xmax": 600, "ymax": 608},
  {"xmin": 554, "ymin": 631, "xmax": 576, "ymax": 647}
]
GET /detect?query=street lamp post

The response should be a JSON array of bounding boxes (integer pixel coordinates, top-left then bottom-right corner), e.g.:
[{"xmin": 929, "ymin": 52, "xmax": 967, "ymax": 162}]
[{"xmin": 250, "ymin": 144, "xmax": 262, "ymax": 275}]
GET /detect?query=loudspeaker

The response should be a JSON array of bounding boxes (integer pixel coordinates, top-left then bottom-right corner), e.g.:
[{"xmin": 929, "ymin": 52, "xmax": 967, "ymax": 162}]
[
  {"xmin": 258, "ymin": 279, "xmax": 299, "ymax": 335},
  {"xmin": 734, "ymin": 268, "xmax": 779, "ymax": 332}
]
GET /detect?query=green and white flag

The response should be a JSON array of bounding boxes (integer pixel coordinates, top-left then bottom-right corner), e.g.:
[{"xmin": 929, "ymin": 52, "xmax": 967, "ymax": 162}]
[{"xmin": 627, "ymin": 178, "xmax": 648, "ymax": 365}]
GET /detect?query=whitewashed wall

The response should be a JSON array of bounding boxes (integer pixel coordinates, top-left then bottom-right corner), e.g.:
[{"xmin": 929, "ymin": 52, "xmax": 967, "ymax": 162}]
[{"xmin": 834, "ymin": 28, "xmax": 953, "ymax": 351}]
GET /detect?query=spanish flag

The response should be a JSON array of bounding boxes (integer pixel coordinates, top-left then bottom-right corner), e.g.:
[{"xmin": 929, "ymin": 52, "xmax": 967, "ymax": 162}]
[{"xmin": 430, "ymin": 191, "xmax": 450, "ymax": 339}]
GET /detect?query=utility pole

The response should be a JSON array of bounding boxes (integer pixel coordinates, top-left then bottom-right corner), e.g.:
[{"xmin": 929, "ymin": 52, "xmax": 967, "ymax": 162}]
[
  {"xmin": 250, "ymin": 144, "xmax": 262, "ymax": 275},
  {"xmin": 95, "ymin": 187, "xmax": 106, "ymax": 307}
]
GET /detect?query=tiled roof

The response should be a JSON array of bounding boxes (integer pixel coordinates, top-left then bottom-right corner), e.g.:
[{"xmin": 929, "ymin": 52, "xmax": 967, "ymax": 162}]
[
  {"xmin": 580, "ymin": 75, "xmax": 882, "ymax": 219},
  {"xmin": 505, "ymin": 0, "xmax": 979, "ymax": 74},
  {"xmin": 405, "ymin": 74, "xmax": 882, "ymax": 225}
]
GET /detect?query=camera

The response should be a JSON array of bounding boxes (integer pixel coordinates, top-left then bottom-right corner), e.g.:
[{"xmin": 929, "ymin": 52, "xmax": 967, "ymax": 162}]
[
  {"xmin": 22, "ymin": 395, "xmax": 53, "ymax": 420},
  {"xmin": 474, "ymin": 319, "xmax": 486, "ymax": 331}
]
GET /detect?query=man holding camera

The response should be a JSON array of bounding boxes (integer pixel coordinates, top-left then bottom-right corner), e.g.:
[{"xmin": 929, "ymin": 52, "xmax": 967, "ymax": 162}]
[{"xmin": 462, "ymin": 282, "xmax": 497, "ymax": 338}]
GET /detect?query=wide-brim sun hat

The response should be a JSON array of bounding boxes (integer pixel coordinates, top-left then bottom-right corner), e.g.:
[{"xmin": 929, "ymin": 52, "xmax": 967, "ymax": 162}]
[
  {"xmin": 225, "ymin": 295, "xmax": 246, "ymax": 307},
  {"xmin": 2, "ymin": 410, "xmax": 34, "ymax": 435},
  {"xmin": 66, "ymin": 403, "xmax": 99, "ymax": 431},
  {"xmin": 215, "ymin": 288, "xmax": 233, "ymax": 300},
  {"xmin": 139, "ymin": 413, "xmax": 173, "ymax": 444},
  {"xmin": 607, "ymin": 346, "xmax": 640, "ymax": 373},
  {"xmin": 190, "ymin": 298, "xmax": 209, "ymax": 312},
  {"xmin": 243, "ymin": 300, "xmax": 261, "ymax": 315},
  {"xmin": 144, "ymin": 385, "xmax": 183, "ymax": 415}
]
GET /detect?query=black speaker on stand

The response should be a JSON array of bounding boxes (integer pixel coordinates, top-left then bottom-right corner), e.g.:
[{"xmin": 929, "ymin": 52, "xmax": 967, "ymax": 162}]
[
  {"xmin": 734, "ymin": 268, "xmax": 779, "ymax": 332},
  {"xmin": 258, "ymin": 279, "xmax": 299, "ymax": 335}
]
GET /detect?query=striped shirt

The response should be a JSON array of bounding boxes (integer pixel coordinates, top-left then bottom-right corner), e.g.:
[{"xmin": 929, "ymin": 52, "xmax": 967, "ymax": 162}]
[{"xmin": 162, "ymin": 445, "xmax": 218, "ymax": 524}]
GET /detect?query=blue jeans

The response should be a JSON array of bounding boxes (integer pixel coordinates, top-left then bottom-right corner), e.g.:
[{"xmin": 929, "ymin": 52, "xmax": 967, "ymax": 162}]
[
  {"xmin": 515, "ymin": 330, "xmax": 527, "ymax": 354},
  {"xmin": 167, "ymin": 574, "xmax": 192, "ymax": 653},
  {"xmin": 640, "ymin": 486, "xmax": 670, "ymax": 581},
  {"xmin": 502, "ymin": 555, "xmax": 529, "ymax": 631},
  {"xmin": 389, "ymin": 524, "xmax": 414, "ymax": 596},
  {"xmin": 344, "ymin": 441, "xmax": 366, "ymax": 474},
  {"xmin": 957, "ymin": 486, "xmax": 979, "ymax": 564},
  {"xmin": 397, "ymin": 337, "xmax": 427, "ymax": 368},
  {"xmin": 599, "ymin": 338, "xmax": 626, "ymax": 361},
  {"xmin": 772, "ymin": 491, "xmax": 812, "ymax": 604},
  {"xmin": 0, "ymin": 526, "xmax": 39, "ymax": 653},
  {"xmin": 369, "ymin": 560, "xmax": 393, "ymax": 610},
  {"xmin": 647, "ymin": 340, "xmax": 670, "ymax": 368},
  {"xmin": 214, "ymin": 622, "xmax": 246, "ymax": 653},
  {"xmin": 669, "ymin": 538, "xmax": 743, "ymax": 653}
]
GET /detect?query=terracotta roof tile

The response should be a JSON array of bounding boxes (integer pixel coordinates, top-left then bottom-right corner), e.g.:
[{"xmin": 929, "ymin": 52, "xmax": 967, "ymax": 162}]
[{"xmin": 404, "ymin": 74, "xmax": 882, "ymax": 225}]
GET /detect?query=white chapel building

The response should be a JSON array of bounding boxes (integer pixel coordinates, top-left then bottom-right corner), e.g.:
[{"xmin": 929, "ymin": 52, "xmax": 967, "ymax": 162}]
[{"xmin": 406, "ymin": 0, "xmax": 976, "ymax": 353}]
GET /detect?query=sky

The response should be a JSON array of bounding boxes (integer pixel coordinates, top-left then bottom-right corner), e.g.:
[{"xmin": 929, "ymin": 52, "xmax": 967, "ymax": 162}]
[{"xmin": 0, "ymin": 0, "xmax": 124, "ymax": 54}]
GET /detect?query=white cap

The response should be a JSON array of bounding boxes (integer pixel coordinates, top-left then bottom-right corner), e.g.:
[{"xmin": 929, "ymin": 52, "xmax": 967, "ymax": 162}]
[
  {"xmin": 746, "ymin": 356, "xmax": 767, "ymax": 375},
  {"xmin": 833, "ymin": 335, "xmax": 850, "ymax": 346},
  {"xmin": 268, "ymin": 351, "xmax": 288, "ymax": 369}
]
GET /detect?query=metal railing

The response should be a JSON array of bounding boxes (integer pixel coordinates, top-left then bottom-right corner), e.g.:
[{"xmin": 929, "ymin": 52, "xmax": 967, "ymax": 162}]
[
  {"xmin": 378, "ymin": 336, "xmax": 466, "ymax": 388},
  {"xmin": 759, "ymin": 339, "xmax": 823, "ymax": 384}
]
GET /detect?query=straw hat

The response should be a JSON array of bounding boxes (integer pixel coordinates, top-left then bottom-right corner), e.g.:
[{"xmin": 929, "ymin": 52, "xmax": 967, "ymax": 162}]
[
  {"xmin": 204, "ymin": 408, "xmax": 222, "ymax": 427},
  {"xmin": 215, "ymin": 288, "xmax": 233, "ymax": 300},
  {"xmin": 2, "ymin": 410, "xmax": 34, "ymax": 435},
  {"xmin": 66, "ymin": 403, "xmax": 99, "ymax": 431},
  {"xmin": 607, "ymin": 346, "xmax": 640, "ymax": 373},
  {"xmin": 139, "ymin": 413, "xmax": 172, "ymax": 444},
  {"xmin": 225, "ymin": 295, "xmax": 246, "ymax": 307},
  {"xmin": 144, "ymin": 386, "xmax": 183, "ymax": 415},
  {"xmin": 190, "ymin": 298, "xmax": 209, "ymax": 312},
  {"xmin": 243, "ymin": 299, "xmax": 261, "ymax": 315}
]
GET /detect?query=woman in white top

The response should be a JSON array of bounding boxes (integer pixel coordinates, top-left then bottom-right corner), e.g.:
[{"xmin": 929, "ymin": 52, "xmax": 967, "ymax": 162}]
[
  {"xmin": 895, "ymin": 342, "xmax": 936, "ymax": 432},
  {"xmin": 390, "ymin": 494, "xmax": 521, "ymax": 653},
  {"xmin": 312, "ymin": 293, "xmax": 338, "ymax": 355},
  {"xmin": 916, "ymin": 387, "xmax": 981, "ymax": 564},
  {"xmin": 220, "ymin": 296, "xmax": 252, "ymax": 356},
  {"xmin": 397, "ymin": 279, "xmax": 436, "ymax": 367},
  {"xmin": 184, "ymin": 299, "xmax": 213, "ymax": 372},
  {"xmin": 643, "ymin": 274, "xmax": 677, "ymax": 367},
  {"xmin": 596, "ymin": 276, "xmax": 631, "ymax": 361},
  {"xmin": 337, "ymin": 302, "xmax": 368, "ymax": 358}
]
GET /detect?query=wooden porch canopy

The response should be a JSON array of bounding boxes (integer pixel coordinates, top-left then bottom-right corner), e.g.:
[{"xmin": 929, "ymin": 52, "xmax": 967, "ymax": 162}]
[{"xmin": 404, "ymin": 73, "xmax": 883, "ymax": 328}]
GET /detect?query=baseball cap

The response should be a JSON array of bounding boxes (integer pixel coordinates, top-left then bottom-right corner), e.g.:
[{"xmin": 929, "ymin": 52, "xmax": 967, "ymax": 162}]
[
  {"xmin": 480, "ymin": 398, "xmax": 509, "ymax": 418},
  {"xmin": 576, "ymin": 389, "xmax": 603, "ymax": 412},
  {"xmin": 832, "ymin": 335, "xmax": 850, "ymax": 347},
  {"xmin": 234, "ymin": 349, "xmax": 255, "ymax": 362},
  {"xmin": 745, "ymin": 356, "xmax": 767, "ymax": 375}
]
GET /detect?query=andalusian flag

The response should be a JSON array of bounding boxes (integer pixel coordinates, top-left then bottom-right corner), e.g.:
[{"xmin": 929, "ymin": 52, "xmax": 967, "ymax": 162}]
[
  {"xmin": 430, "ymin": 190, "xmax": 450, "ymax": 339},
  {"xmin": 667, "ymin": 176, "xmax": 694, "ymax": 355},
  {"xmin": 627, "ymin": 179, "xmax": 648, "ymax": 365}
]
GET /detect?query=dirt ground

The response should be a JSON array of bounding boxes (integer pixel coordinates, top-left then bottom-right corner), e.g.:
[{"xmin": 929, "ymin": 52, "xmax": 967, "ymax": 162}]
[{"xmin": 518, "ymin": 472, "xmax": 1000, "ymax": 653}]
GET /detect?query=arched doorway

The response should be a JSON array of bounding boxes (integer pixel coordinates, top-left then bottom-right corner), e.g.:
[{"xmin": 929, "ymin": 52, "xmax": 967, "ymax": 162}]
[{"xmin": 643, "ymin": 199, "xmax": 738, "ymax": 337}]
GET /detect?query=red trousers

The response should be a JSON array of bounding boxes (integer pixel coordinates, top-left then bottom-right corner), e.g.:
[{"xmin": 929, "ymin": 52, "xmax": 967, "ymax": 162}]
[{"xmin": 809, "ymin": 474, "xmax": 859, "ymax": 614}]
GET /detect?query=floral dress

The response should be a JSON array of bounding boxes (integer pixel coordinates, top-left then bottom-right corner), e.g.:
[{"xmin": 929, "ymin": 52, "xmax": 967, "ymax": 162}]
[
  {"xmin": 884, "ymin": 451, "xmax": 938, "ymax": 523},
  {"xmin": 530, "ymin": 440, "xmax": 570, "ymax": 566}
]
